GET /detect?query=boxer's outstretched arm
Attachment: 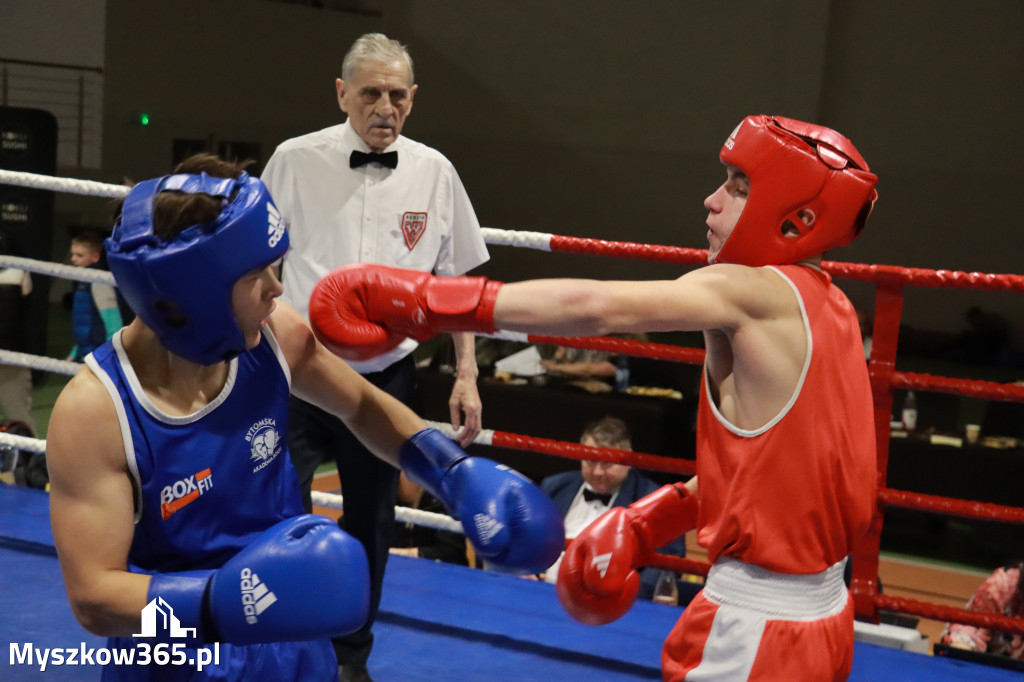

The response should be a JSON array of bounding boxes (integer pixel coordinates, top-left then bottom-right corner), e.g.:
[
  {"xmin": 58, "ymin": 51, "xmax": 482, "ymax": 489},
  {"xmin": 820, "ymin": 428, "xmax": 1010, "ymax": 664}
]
[
  {"xmin": 492, "ymin": 264, "xmax": 785, "ymax": 337},
  {"xmin": 309, "ymin": 262, "xmax": 798, "ymax": 353}
]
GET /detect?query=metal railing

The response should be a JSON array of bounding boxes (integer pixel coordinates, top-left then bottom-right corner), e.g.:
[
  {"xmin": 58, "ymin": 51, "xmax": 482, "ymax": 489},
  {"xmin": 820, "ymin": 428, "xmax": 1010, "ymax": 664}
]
[{"xmin": 0, "ymin": 57, "xmax": 104, "ymax": 169}]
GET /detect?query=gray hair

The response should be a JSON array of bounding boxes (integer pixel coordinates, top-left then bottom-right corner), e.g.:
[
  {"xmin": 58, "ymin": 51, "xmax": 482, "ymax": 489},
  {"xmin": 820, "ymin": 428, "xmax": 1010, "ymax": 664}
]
[
  {"xmin": 581, "ymin": 416, "xmax": 632, "ymax": 451},
  {"xmin": 341, "ymin": 33, "xmax": 414, "ymax": 85}
]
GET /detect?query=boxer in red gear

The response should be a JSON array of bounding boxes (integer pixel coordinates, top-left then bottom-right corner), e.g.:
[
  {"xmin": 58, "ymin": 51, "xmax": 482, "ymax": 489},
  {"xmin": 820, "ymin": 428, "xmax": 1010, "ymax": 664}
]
[{"xmin": 311, "ymin": 115, "xmax": 878, "ymax": 681}]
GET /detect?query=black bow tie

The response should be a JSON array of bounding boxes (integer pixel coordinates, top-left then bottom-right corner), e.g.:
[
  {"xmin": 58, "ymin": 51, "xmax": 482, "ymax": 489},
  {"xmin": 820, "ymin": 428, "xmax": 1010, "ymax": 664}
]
[
  {"xmin": 583, "ymin": 488, "xmax": 613, "ymax": 505},
  {"xmin": 349, "ymin": 150, "xmax": 398, "ymax": 169}
]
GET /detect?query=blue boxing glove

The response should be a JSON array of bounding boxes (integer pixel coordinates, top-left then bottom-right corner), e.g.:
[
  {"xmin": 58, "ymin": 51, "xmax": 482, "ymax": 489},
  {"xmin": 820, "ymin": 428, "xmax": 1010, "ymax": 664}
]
[
  {"xmin": 400, "ymin": 428, "xmax": 564, "ymax": 574},
  {"xmin": 146, "ymin": 515, "xmax": 369, "ymax": 645}
]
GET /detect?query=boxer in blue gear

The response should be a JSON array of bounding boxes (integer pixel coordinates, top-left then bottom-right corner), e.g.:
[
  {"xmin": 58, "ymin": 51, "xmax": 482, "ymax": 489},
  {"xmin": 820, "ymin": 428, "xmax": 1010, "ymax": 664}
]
[{"xmin": 46, "ymin": 154, "xmax": 563, "ymax": 681}]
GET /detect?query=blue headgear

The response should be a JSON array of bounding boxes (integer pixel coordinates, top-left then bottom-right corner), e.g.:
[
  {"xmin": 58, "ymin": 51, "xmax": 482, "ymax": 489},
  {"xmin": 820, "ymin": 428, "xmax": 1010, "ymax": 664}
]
[{"xmin": 106, "ymin": 172, "xmax": 289, "ymax": 365}]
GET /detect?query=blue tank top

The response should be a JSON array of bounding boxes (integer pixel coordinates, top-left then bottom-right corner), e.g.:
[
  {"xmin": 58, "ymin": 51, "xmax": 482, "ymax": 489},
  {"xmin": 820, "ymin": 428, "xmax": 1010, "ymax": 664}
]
[{"xmin": 86, "ymin": 328, "xmax": 305, "ymax": 573}]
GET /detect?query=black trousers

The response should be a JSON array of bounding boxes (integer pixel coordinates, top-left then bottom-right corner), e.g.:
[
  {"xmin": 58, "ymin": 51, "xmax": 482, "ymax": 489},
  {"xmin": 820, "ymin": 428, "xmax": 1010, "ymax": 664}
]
[{"xmin": 287, "ymin": 354, "xmax": 415, "ymax": 666}]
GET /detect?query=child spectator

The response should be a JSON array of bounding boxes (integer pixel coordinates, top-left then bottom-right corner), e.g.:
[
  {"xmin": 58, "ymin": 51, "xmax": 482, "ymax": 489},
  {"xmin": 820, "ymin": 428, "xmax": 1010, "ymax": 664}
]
[{"xmin": 66, "ymin": 230, "xmax": 122, "ymax": 361}]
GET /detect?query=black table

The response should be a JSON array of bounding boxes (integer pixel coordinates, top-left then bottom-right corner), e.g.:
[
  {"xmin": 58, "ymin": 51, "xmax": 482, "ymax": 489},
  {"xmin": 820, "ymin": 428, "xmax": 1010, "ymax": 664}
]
[
  {"xmin": 414, "ymin": 369, "xmax": 698, "ymax": 482},
  {"xmin": 886, "ymin": 435, "xmax": 1024, "ymax": 508},
  {"xmin": 883, "ymin": 435, "xmax": 1024, "ymax": 567}
]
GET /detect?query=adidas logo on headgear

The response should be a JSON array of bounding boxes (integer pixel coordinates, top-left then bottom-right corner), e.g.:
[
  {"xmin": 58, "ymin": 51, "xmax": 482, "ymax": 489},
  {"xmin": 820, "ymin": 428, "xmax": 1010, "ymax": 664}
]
[{"xmin": 267, "ymin": 202, "xmax": 285, "ymax": 248}]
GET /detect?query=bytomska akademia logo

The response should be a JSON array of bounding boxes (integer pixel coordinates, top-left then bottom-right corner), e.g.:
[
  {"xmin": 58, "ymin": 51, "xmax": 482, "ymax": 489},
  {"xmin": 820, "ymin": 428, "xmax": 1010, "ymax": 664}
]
[
  {"xmin": 246, "ymin": 418, "xmax": 282, "ymax": 473},
  {"xmin": 160, "ymin": 469, "xmax": 213, "ymax": 520}
]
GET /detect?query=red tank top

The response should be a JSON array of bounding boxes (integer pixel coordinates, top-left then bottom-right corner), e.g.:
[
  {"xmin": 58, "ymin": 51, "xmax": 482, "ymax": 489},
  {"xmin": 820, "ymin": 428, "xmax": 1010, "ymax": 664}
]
[{"xmin": 695, "ymin": 265, "xmax": 874, "ymax": 574}]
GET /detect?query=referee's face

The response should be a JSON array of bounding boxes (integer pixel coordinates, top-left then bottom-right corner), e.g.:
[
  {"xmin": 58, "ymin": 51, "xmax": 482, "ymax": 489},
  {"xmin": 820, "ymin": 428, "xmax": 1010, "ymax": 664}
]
[{"xmin": 337, "ymin": 59, "xmax": 418, "ymax": 152}]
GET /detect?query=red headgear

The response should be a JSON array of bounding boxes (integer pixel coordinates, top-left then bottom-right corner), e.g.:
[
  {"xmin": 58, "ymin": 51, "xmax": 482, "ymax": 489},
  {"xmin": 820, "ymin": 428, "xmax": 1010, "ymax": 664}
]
[{"xmin": 714, "ymin": 115, "xmax": 878, "ymax": 267}]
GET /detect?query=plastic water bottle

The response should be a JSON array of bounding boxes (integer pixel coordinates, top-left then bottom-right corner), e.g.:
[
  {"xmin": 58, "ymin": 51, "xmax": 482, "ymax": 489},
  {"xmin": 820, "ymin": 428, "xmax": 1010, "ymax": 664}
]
[
  {"xmin": 901, "ymin": 391, "xmax": 918, "ymax": 432},
  {"xmin": 652, "ymin": 571, "xmax": 678, "ymax": 605},
  {"xmin": 614, "ymin": 357, "xmax": 630, "ymax": 392}
]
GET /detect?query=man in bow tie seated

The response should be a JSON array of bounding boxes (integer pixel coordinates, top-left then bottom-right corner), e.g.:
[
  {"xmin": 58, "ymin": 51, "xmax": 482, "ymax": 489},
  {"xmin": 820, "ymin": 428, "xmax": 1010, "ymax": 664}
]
[
  {"xmin": 539, "ymin": 417, "xmax": 687, "ymax": 601},
  {"xmin": 261, "ymin": 32, "xmax": 490, "ymax": 682}
]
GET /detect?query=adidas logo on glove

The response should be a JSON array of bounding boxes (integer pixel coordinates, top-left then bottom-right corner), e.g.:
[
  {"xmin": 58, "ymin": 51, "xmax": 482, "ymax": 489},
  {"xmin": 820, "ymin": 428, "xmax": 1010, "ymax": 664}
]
[
  {"xmin": 239, "ymin": 567, "xmax": 278, "ymax": 624},
  {"xmin": 591, "ymin": 552, "xmax": 613, "ymax": 579},
  {"xmin": 473, "ymin": 513, "xmax": 505, "ymax": 545}
]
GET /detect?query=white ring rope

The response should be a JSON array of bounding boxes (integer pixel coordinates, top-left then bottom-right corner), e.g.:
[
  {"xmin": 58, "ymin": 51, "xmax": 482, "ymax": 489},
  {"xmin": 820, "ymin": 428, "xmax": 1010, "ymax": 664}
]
[
  {"xmin": 0, "ymin": 170, "xmax": 550, "ymax": 252},
  {"xmin": 480, "ymin": 227, "xmax": 553, "ymax": 251},
  {"xmin": 310, "ymin": 490, "xmax": 464, "ymax": 534},
  {"xmin": 0, "ymin": 431, "xmax": 47, "ymax": 455},
  {"xmin": 0, "ymin": 255, "xmax": 115, "ymax": 285},
  {"xmin": 0, "ymin": 168, "xmax": 129, "ymax": 199},
  {"xmin": 0, "ymin": 349, "xmax": 81, "ymax": 376}
]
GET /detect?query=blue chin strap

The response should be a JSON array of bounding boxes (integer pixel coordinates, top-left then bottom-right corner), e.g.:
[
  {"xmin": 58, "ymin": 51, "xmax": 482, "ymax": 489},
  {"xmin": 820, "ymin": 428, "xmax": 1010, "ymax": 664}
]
[{"xmin": 106, "ymin": 172, "xmax": 289, "ymax": 365}]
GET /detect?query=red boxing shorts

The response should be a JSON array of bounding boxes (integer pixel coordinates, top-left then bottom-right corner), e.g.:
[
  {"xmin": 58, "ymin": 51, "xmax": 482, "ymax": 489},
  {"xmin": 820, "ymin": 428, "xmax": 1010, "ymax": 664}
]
[{"xmin": 662, "ymin": 557, "xmax": 853, "ymax": 681}]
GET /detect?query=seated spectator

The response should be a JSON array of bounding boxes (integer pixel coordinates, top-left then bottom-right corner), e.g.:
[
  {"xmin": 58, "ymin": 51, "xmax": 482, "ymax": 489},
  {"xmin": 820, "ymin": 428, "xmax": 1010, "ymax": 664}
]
[
  {"xmin": 391, "ymin": 471, "xmax": 474, "ymax": 566},
  {"xmin": 541, "ymin": 345, "xmax": 617, "ymax": 381},
  {"xmin": 940, "ymin": 561, "xmax": 1024, "ymax": 660},
  {"xmin": 540, "ymin": 416, "xmax": 687, "ymax": 601}
]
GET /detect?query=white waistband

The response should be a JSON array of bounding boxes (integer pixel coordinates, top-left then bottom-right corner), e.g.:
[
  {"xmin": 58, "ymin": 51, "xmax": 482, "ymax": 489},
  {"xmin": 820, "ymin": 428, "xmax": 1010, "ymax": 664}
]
[{"xmin": 703, "ymin": 557, "xmax": 849, "ymax": 621}]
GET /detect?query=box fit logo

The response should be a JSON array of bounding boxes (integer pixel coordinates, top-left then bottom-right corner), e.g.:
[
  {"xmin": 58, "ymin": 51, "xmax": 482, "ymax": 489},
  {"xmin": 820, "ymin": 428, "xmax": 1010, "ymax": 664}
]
[
  {"xmin": 239, "ymin": 568, "xmax": 278, "ymax": 624},
  {"xmin": 160, "ymin": 469, "xmax": 213, "ymax": 520}
]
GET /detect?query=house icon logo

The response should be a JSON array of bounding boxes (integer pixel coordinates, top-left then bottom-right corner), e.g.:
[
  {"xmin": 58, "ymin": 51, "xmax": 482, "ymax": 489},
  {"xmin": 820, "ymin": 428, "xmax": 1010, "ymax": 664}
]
[{"xmin": 133, "ymin": 597, "xmax": 197, "ymax": 639}]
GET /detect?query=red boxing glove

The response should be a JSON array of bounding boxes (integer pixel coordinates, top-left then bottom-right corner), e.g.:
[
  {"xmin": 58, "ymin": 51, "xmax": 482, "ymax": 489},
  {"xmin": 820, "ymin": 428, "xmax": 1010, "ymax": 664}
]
[
  {"xmin": 556, "ymin": 483, "xmax": 697, "ymax": 625},
  {"xmin": 309, "ymin": 264, "xmax": 503, "ymax": 361}
]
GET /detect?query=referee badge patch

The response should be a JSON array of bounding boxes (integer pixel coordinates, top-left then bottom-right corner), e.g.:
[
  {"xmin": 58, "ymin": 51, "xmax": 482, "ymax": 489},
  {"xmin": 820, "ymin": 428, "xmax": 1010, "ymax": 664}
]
[{"xmin": 401, "ymin": 211, "xmax": 428, "ymax": 250}]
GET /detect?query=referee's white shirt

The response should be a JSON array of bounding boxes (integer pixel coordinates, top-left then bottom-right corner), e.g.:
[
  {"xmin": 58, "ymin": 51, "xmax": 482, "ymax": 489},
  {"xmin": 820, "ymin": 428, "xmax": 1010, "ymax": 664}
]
[{"xmin": 262, "ymin": 119, "xmax": 489, "ymax": 373}]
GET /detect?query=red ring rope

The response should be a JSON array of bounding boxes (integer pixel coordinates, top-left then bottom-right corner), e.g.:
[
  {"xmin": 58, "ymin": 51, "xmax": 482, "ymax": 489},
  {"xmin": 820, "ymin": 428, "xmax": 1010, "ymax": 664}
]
[{"xmin": 3, "ymin": 167, "xmax": 1021, "ymax": 640}]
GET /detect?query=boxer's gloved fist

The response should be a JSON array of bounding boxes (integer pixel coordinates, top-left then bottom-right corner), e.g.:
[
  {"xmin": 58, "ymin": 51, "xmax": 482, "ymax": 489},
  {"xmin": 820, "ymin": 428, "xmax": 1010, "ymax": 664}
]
[
  {"xmin": 309, "ymin": 264, "xmax": 503, "ymax": 361},
  {"xmin": 557, "ymin": 483, "xmax": 697, "ymax": 625},
  {"xmin": 401, "ymin": 428, "xmax": 564, "ymax": 574},
  {"xmin": 146, "ymin": 515, "xmax": 370, "ymax": 645}
]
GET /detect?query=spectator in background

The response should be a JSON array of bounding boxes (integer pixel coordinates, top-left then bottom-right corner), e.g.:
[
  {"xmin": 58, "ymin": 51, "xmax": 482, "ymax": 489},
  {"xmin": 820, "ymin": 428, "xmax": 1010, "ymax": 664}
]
[
  {"xmin": 941, "ymin": 561, "xmax": 1024, "ymax": 660},
  {"xmin": 391, "ymin": 471, "xmax": 473, "ymax": 567},
  {"xmin": 0, "ymin": 232, "xmax": 35, "ymax": 432},
  {"xmin": 66, "ymin": 229, "xmax": 122, "ymax": 361},
  {"xmin": 541, "ymin": 346, "xmax": 617, "ymax": 381},
  {"xmin": 540, "ymin": 334, "xmax": 649, "ymax": 392},
  {"xmin": 540, "ymin": 416, "xmax": 687, "ymax": 601}
]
